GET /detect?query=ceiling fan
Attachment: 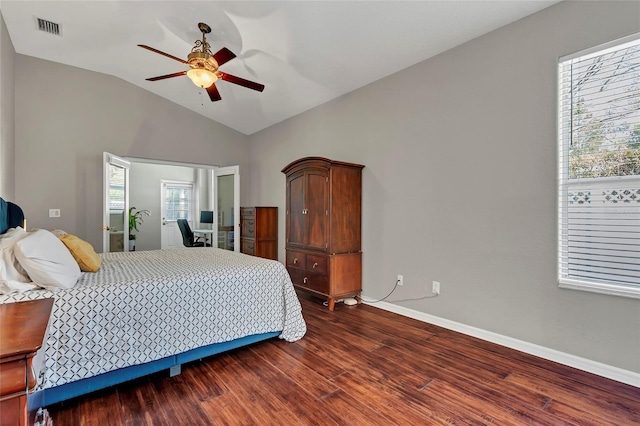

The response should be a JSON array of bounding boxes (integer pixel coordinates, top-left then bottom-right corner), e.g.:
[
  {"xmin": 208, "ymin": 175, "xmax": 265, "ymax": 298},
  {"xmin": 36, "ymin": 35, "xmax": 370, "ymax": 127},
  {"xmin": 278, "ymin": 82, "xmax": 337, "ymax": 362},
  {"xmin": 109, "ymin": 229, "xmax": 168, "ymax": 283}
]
[{"xmin": 138, "ymin": 22, "xmax": 264, "ymax": 102}]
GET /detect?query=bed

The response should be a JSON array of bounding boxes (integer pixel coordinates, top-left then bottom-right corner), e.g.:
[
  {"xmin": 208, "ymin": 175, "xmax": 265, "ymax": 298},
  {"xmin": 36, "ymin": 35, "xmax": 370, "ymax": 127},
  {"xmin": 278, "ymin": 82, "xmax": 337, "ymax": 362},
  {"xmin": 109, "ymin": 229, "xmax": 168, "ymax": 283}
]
[{"xmin": 0, "ymin": 200, "xmax": 306, "ymax": 406}]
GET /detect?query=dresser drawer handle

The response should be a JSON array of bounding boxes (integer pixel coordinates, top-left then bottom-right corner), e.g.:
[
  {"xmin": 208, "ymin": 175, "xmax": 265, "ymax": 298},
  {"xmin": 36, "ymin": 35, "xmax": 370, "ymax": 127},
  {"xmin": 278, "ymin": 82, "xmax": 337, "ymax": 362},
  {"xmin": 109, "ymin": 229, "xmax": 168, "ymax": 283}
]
[
  {"xmin": 293, "ymin": 258, "xmax": 298, "ymax": 264},
  {"xmin": 303, "ymin": 277, "xmax": 308, "ymax": 284},
  {"xmin": 312, "ymin": 262, "xmax": 318, "ymax": 268}
]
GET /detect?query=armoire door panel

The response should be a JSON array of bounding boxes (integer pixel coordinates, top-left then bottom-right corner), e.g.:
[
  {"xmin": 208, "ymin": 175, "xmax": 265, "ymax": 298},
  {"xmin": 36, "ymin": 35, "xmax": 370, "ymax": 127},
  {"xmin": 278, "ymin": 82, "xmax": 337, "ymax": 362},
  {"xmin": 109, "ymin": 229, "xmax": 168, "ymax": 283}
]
[
  {"xmin": 306, "ymin": 171, "xmax": 328, "ymax": 251},
  {"xmin": 287, "ymin": 173, "xmax": 306, "ymax": 248}
]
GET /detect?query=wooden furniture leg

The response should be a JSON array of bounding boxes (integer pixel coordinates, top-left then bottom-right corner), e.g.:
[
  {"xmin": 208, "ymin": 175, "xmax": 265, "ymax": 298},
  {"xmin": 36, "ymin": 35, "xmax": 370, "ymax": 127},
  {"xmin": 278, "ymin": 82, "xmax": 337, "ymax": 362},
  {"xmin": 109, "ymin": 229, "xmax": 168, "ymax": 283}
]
[{"xmin": 327, "ymin": 298, "xmax": 335, "ymax": 311}]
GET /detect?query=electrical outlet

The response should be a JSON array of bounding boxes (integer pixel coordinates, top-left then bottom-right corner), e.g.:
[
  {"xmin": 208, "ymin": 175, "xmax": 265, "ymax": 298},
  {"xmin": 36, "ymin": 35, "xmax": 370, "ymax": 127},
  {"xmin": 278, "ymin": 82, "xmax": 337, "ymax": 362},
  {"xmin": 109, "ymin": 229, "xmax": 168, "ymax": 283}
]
[
  {"xmin": 49, "ymin": 209, "xmax": 61, "ymax": 218},
  {"xmin": 432, "ymin": 281, "xmax": 440, "ymax": 294},
  {"xmin": 397, "ymin": 274, "xmax": 404, "ymax": 286}
]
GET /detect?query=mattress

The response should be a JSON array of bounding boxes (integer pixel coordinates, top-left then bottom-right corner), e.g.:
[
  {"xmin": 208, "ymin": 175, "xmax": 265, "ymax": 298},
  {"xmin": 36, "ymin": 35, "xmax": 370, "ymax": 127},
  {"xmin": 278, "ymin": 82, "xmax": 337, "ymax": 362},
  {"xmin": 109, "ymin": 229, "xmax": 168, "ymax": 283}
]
[{"xmin": 0, "ymin": 248, "xmax": 306, "ymax": 390}]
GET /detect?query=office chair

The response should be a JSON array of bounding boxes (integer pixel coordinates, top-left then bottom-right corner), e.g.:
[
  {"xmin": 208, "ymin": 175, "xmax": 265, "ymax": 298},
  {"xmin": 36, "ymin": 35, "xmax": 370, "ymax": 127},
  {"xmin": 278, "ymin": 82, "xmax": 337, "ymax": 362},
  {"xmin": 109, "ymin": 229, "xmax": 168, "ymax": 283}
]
[{"xmin": 177, "ymin": 219, "xmax": 210, "ymax": 247}]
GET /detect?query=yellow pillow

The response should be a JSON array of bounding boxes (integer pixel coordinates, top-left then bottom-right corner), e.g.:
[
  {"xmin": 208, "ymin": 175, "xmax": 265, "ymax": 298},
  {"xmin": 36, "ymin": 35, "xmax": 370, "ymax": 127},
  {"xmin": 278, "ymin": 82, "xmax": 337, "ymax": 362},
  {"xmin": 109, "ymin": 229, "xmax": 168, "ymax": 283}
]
[{"xmin": 58, "ymin": 234, "xmax": 101, "ymax": 272}]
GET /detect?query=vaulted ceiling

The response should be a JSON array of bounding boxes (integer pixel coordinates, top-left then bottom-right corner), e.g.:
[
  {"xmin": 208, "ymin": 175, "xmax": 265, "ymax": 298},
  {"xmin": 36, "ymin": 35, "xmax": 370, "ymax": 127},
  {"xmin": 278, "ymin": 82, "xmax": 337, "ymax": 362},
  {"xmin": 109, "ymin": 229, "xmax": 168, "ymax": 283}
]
[{"xmin": 1, "ymin": 1, "xmax": 559, "ymax": 135}]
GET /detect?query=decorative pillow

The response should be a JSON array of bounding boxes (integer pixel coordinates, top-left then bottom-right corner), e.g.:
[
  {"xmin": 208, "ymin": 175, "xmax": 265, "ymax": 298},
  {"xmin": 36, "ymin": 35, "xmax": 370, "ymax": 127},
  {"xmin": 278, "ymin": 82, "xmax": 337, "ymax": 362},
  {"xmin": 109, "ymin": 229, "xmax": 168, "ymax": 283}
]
[
  {"xmin": 58, "ymin": 234, "xmax": 101, "ymax": 272},
  {"xmin": 14, "ymin": 229, "xmax": 81, "ymax": 290},
  {"xmin": 0, "ymin": 227, "xmax": 37, "ymax": 294}
]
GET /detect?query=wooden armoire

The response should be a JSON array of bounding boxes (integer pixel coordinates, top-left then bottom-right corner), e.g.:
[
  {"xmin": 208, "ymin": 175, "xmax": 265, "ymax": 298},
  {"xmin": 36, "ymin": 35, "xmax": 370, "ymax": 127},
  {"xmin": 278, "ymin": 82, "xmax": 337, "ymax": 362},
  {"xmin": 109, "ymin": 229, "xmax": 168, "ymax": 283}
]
[{"xmin": 282, "ymin": 157, "xmax": 364, "ymax": 311}]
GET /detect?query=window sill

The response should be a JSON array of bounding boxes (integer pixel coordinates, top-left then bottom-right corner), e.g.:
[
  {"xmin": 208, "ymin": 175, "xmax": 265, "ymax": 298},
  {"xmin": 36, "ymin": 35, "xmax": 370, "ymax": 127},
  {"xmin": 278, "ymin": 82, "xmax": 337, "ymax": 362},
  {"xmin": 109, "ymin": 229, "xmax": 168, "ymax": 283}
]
[{"xmin": 559, "ymin": 278, "xmax": 640, "ymax": 299}]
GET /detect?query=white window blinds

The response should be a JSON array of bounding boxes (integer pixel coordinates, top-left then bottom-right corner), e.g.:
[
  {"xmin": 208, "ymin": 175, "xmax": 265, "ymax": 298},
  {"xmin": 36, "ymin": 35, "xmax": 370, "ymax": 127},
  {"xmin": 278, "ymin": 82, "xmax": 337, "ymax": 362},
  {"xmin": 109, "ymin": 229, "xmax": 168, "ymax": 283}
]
[{"xmin": 558, "ymin": 34, "xmax": 640, "ymax": 298}]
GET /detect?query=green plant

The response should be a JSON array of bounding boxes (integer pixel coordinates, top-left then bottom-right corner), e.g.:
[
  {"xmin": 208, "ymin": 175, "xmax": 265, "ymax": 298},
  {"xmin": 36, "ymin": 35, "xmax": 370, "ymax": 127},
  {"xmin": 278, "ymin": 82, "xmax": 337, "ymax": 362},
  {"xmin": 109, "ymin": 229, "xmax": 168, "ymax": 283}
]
[{"xmin": 128, "ymin": 207, "xmax": 150, "ymax": 240}]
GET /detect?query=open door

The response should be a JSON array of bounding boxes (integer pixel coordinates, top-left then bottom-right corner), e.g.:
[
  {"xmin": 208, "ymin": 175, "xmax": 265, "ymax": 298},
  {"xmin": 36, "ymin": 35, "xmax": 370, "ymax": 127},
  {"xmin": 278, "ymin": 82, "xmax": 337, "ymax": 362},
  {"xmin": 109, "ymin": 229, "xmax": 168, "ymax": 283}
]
[
  {"xmin": 213, "ymin": 166, "xmax": 239, "ymax": 252},
  {"xmin": 102, "ymin": 152, "xmax": 130, "ymax": 253}
]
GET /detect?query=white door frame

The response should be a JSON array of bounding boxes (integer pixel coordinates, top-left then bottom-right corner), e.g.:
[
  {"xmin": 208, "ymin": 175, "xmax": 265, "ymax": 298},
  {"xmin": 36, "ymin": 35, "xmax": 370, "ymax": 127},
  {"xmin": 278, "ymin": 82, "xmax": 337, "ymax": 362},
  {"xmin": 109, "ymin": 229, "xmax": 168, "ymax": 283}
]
[{"xmin": 102, "ymin": 152, "xmax": 130, "ymax": 253}]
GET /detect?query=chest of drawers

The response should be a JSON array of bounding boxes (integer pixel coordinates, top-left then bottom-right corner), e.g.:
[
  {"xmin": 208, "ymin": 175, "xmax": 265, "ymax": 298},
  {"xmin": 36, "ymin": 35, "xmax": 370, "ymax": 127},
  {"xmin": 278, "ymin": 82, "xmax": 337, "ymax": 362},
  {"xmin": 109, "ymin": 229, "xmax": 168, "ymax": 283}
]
[{"xmin": 240, "ymin": 207, "xmax": 278, "ymax": 260}]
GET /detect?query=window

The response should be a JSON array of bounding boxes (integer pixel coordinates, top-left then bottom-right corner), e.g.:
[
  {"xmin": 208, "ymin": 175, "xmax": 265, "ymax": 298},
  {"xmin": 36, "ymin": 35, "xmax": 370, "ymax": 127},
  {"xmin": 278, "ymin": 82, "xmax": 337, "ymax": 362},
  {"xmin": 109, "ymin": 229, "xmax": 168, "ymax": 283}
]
[
  {"xmin": 163, "ymin": 182, "xmax": 194, "ymax": 221},
  {"xmin": 108, "ymin": 164, "xmax": 125, "ymax": 212},
  {"xmin": 558, "ymin": 34, "xmax": 640, "ymax": 298}
]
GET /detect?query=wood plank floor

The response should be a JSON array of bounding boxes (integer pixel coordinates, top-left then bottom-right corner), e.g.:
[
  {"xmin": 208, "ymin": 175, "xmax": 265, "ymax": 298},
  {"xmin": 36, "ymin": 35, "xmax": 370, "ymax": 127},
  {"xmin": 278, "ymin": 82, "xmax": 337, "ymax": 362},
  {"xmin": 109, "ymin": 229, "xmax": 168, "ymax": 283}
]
[{"xmin": 47, "ymin": 292, "xmax": 640, "ymax": 425}]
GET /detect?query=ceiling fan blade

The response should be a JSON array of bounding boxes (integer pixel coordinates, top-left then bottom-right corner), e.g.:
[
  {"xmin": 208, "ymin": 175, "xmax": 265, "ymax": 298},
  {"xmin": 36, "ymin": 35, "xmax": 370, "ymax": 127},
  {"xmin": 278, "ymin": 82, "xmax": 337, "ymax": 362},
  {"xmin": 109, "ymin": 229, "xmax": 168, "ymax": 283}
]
[
  {"xmin": 212, "ymin": 47, "xmax": 236, "ymax": 67},
  {"xmin": 138, "ymin": 45, "xmax": 188, "ymax": 65},
  {"xmin": 206, "ymin": 84, "xmax": 222, "ymax": 102},
  {"xmin": 218, "ymin": 72, "xmax": 265, "ymax": 92},
  {"xmin": 145, "ymin": 71, "xmax": 187, "ymax": 81}
]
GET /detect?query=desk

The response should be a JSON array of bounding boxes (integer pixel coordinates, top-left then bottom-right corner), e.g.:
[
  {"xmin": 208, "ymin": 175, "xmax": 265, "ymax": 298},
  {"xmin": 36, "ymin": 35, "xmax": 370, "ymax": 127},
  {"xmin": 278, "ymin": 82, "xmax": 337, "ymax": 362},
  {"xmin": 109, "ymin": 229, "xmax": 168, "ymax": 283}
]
[
  {"xmin": 192, "ymin": 229, "xmax": 214, "ymax": 246},
  {"xmin": 0, "ymin": 299, "xmax": 53, "ymax": 426}
]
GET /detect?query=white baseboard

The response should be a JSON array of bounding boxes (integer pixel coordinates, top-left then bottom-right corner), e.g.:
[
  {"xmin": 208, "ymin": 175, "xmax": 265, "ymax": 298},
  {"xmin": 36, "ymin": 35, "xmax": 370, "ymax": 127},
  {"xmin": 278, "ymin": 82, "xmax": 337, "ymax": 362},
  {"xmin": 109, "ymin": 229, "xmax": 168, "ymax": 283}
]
[{"xmin": 362, "ymin": 299, "xmax": 640, "ymax": 388}]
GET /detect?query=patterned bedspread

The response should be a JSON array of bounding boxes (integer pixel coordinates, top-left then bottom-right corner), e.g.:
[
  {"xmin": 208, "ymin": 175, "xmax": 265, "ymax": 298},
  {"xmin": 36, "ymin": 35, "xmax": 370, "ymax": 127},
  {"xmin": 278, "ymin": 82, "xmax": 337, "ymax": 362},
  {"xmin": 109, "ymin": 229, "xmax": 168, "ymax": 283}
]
[{"xmin": 0, "ymin": 248, "xmax": 306, "ymax": 390}]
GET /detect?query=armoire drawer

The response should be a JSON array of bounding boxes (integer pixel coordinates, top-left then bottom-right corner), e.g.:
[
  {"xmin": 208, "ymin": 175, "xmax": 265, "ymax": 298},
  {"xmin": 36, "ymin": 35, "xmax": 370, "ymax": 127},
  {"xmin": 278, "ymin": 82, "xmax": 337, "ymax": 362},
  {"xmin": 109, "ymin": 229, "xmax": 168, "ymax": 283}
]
[
  {"xmin": 288, "ymin": 268, "xmax": 329, "ymax": 294},
  {"xmin": 306, "ymin": 254, "xmax": 328, "ymax": 274},
  {"xmin": 286, "ymin": 250, "xmax": 306, "ymax": 268}
]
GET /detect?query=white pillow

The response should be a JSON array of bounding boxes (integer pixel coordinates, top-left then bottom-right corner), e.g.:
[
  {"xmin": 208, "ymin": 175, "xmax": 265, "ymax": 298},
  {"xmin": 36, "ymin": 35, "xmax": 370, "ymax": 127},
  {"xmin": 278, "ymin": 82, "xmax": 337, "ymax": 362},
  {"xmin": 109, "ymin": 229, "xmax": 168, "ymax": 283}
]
[
  {"xmin": 14, "ymin": 229, "xmax": 81, "ymax": 290},
  {"xmin": 0, "ymin": 227, "xmax": 37, "ymax": 294}
]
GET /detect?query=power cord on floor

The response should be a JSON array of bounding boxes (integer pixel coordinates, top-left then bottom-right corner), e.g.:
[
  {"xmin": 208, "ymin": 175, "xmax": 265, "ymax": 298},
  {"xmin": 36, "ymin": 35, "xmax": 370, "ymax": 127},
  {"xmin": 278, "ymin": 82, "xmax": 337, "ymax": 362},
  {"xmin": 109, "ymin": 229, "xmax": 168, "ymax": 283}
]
[{"xmin": 366, "ymin": 279, "xmax": 439, "ymax": 304}]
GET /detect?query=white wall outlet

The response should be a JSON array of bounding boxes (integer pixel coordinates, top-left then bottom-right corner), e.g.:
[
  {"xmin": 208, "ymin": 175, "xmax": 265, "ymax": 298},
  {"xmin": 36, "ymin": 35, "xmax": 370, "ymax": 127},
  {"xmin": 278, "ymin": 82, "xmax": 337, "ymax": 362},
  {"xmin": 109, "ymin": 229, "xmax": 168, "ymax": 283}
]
[
  {"xmin": 397, "ymin": 274, "xmax": 404, "ymax": 286},
  {"xmin": 432, "ymin": 281, "xmax": 440, "ymax": 294},
  {"xmin": 49, "ymin": 209, "xmax": 61, "ymax": 218}
]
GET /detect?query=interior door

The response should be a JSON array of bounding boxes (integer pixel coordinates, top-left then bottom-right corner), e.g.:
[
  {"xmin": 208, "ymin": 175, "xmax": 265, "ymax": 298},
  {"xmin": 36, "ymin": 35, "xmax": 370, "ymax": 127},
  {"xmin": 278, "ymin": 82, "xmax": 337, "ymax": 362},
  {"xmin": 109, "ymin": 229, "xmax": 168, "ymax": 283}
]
[
  {"xmin": 213, "ymin": 166, "xmax": 239, "ymax": 251},
  {"xmin": 102, "ymin": 152, "xmax": 130, "ymax": 253}
]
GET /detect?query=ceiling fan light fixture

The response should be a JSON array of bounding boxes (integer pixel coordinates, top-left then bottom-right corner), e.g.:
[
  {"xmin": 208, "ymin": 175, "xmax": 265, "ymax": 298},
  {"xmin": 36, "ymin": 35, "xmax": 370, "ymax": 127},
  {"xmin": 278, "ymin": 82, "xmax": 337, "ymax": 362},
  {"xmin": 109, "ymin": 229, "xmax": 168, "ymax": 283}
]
[
  {"xmin": 139, "ymin": 22, "xmax": 263, "ymax": 102},
  {"xmin": 187, "ymin": 68, "xmax": 218, "ymax": 88}
]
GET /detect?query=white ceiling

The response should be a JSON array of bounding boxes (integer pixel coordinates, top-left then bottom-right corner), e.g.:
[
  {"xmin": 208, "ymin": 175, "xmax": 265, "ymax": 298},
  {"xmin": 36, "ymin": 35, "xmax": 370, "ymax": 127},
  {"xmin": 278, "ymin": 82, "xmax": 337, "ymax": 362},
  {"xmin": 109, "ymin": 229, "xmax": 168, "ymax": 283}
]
[{"xmin": 1, "ymin": 1, "xmax": 559, "ymax": 135}]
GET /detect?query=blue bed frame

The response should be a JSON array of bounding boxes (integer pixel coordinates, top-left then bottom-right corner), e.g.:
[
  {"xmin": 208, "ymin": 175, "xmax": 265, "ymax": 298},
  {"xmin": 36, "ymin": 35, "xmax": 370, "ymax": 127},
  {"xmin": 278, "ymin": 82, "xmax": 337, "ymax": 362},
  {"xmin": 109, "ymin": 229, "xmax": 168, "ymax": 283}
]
[{"xmin": 29, "ymin": 331, "xmax": 279, "ymax": 407}]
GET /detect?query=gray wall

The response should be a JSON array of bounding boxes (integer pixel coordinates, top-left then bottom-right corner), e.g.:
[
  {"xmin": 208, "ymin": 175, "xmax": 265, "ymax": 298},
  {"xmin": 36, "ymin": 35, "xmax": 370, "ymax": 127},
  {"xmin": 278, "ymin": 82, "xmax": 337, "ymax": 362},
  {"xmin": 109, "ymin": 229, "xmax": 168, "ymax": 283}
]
[
  {"xmin": 13, "ymin": 55, "xmax": 250, "ymax": 249},
  {"xmin": 0, "ymin": 12, "xmax": 15, "ymax": 200},
  {"xmin": 247, "ymin": 1, "xmax": 640, "ymax": 373}
]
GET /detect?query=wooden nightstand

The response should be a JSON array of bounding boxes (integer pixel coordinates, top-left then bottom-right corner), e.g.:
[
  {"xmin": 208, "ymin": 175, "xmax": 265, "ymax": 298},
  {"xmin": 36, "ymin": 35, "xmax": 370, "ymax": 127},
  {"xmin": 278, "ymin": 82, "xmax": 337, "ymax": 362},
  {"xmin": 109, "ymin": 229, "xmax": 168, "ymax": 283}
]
[{"xmin": 0, "ymin": 299, "xmax": 53, "ymax": 426}]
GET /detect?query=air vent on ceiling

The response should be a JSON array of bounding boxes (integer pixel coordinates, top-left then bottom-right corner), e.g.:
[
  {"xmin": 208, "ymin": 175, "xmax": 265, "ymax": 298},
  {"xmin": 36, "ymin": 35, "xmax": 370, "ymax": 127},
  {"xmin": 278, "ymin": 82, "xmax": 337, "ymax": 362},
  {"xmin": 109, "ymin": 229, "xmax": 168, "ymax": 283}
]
[{"xmin": 37, "ymin": 18, "xmax": 61, "ymax": 36}]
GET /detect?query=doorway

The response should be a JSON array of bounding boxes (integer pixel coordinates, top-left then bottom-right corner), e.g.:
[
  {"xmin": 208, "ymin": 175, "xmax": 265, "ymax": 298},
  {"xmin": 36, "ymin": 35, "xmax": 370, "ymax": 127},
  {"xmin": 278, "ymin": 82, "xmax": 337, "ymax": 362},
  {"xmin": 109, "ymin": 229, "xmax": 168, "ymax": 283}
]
[{"xmin": 112, "ymin": 157, "xmax": 240, "ymax": 251}]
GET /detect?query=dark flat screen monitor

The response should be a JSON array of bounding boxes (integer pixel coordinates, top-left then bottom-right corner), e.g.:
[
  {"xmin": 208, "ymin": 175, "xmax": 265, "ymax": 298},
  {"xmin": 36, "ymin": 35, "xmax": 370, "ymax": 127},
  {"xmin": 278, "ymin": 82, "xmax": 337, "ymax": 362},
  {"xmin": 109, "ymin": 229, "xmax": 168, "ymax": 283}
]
[{"xmin": 200, "ymin": 210, "xmax": 214, "ymax": 224}]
